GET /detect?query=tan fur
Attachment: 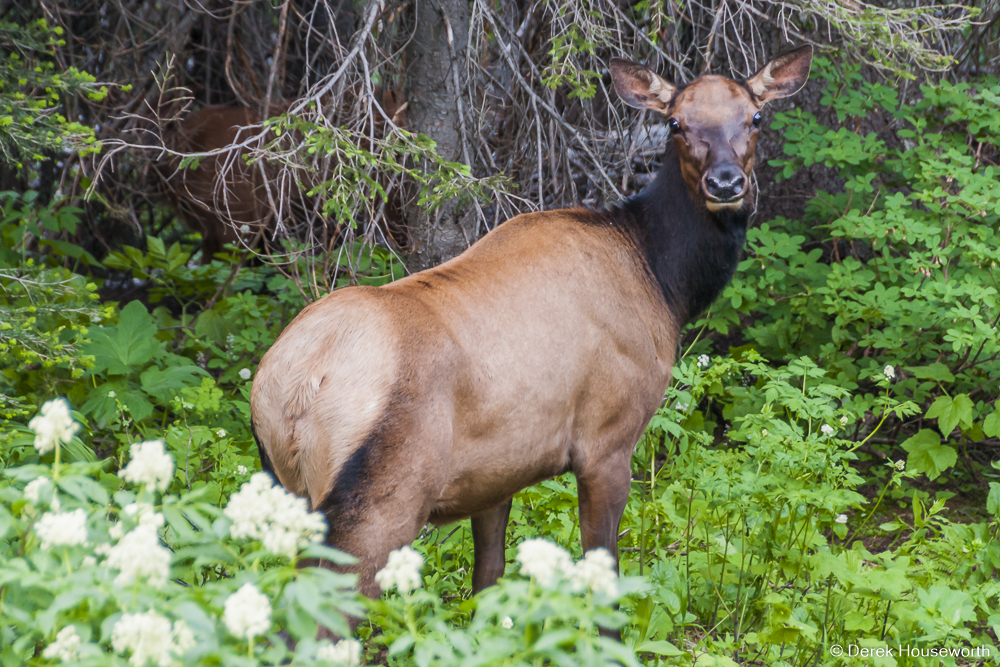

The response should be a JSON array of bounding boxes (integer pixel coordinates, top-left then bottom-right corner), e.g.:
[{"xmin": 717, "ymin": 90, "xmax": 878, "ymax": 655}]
[
  {"xmin": 251, "ymin": 211, "xmax": 677, "ymax": 604},
  {"xmin": 251, "ymin": 291, "xmax": 399, "ymax": 505},
  {"xmin": 253, "ymin": 213, "xmax": 676, "ymax": 513}
]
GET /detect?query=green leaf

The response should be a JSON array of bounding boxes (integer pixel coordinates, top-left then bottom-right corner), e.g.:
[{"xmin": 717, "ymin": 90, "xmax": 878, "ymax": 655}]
[
  {"xmin": 84, "ymin": 300, "xmax": 160, "ymax": 375},
  {"xmin": 907, "ymin": 362, "xmax": 955, "ymax": 383},
  {"xmin": 636, "ymin": 640, "xmax": 684, "ymax": 656},
  {"xmin": 983, "ymin": 407, "xmax": 1000, "ymax": 438},
  {"xmin": 140, "ymin": 363, "xmax": 208, "ymax": 403},
  {"xmin": 987, "ymin": 483, "xmax": 1000, "ymax": 518},
  {"xmin": 924, "ymin": 394, "xmax": 974, "ymax": 436},
  {"xmin": 901, "ymin": 429, "xmax": 956, "ymax": 480},
  {"xmin": 694, "ymin": 654, "xmax": 740, "ymax": 667}
]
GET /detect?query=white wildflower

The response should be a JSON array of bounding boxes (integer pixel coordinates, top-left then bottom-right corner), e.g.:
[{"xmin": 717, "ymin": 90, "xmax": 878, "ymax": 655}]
[
  {"xmin": 111, "ymin": 611, "xmax": 189, "ymax": 667},
  {"xmin": 23, "ymin": 476, "xmax": 51, "ymax": 504},
  {"xmin": 109, "ymin": 523, "xmax": 125, "ymax": 540},
  {"xmin": 224, "ymin": 473, "xmax": 326, "ymax": 558},
  {"xmin": 237, "ymin": 465, "xmax": 248, "ymax": 475},
  {"xmin": 697, "ymin": 354, "xmax": 710, "ymax": 368},
  {"xmin": 239, "ymin": 368, "xmax": 252, "ymax": 380},
  {"xmin": 35, "ymin": 509, "xmax": 88, "ymax": 550},
  {"xmin": 500, "ymin": 616, "xmax": 514, "ymax": 629},
  {"xmin": 172, "ymin": 622, "xmax": 195, "ymax": 653},
  {"xmin": 316, "ymin": 638, "xmax": 363, "ymax": 666},
  {"xmin": 82, "ymin": 556, "xmax": 97, "ymax": 567},
  {"xmin": 820, "ymin": 424, "xmax": 835, "ymax": 437},
  {"xmin": 239, "ymin": 224, "xmax": 250, "ymax": 235},
  {"xmin": 374, "ymin": 546, "xmax": 424, "ymax": 594},
  {"xmin": 28, "ymin": 398, "xmax": 79, "ymax": 455},
  {"xmin": 121, "ymin": 440, "xmax": 174, "ymax": 492},
  {"xmin": 43, "ymin": 625, "xmax": 82, "ymax": 662},
  {"xmin": 884, "ymin": 365, "xmax": 895, "ymax": 380},
  {"xmin": 226, "ymin": 334, "xmax": 235, "ymax": 349},
  {"xmin": 569, "ymin": 548, "xmax": 619, "ymax": 598},
  {"xmin": 217, "ymin": 429, "xmax": 226, "ymax": 438},
  {"xmin": 674, "ymin": 402, "xmax": 689, "ymax": 412},
  {"xmin": 223, "ymin": 583, "xmax": 272, "ymax": 640},
  {"xmin": 895, "ymin": 459, "xmax": 906, "ymax": 471},
  {"xmin": 761, "ymin": 429, "xmax": 769, "ymax": 437},
  {"xmin": 123, "ymin": 503, "xmax": 164, "ymax": 527},
  {"xmin": 835, "ymin": 514, "xmax": 848, "ymax": 524},
  {"xmin": 840, "ymin": 415, "xmax": 849, "ymax": 425},
  {"xmin": 515, "ymin": 539, "xmax": 573, "ymax": 589},
  {"xmin": 105, "ymin": 524, "xmax": 171, "ymax": 588},
  {"xmin": 108, "ymin": 390, "xmax": 116, "ymax": 398}
]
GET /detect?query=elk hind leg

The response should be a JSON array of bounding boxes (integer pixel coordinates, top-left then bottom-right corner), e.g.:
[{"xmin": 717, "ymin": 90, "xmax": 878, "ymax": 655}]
[{"xmin": 576, "ymin": 452, "xmax": 632, "ymax": 640}]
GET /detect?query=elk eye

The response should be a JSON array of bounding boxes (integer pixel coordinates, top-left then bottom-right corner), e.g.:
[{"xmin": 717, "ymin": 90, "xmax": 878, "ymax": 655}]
[
  {"xmin": 668, "ymin": 118, "xmax": 682, "ymax": 134},
  {"xmin": 752, "ymin": 112, "xmax": 763, "ymax": 127}
]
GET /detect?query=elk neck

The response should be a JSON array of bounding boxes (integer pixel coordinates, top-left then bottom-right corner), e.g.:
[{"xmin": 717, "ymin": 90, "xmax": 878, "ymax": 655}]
[{"xmin": 616, "ymin": 140, "xmax": 752, "ymax": 324}]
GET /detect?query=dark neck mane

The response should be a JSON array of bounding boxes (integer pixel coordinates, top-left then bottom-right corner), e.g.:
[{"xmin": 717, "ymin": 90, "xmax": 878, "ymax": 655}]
[{"xmin": 616, "ymin": 142, "xmax": 752, "ymax": 324}]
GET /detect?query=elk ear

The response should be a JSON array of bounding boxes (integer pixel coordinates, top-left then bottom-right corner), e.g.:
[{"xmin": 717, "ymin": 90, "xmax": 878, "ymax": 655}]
[
  {"xmin": 746, "ymin": 45, "xmax": 813, "ymax": 104},
  {"xmin": 609, "ymin": 58, "xmax": 676, "ymax": 113}
]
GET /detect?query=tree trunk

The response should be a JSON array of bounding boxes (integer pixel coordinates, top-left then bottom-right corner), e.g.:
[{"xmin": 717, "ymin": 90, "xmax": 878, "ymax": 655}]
[{"xmin": 403, "ymin": 0, "xmax": 478, "ymax": 274}]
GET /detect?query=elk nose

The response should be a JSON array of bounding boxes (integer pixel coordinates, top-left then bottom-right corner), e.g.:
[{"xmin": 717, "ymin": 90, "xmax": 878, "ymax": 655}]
[{"xmin": 704, "ymin": 169, "xmax": 746, "ymax": 201}]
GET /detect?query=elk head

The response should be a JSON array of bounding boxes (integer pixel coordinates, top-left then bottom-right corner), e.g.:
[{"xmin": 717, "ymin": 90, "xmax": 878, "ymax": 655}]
[{"xmin": 610, "ymin": 46, "xmax": 813, "ymax": 212}]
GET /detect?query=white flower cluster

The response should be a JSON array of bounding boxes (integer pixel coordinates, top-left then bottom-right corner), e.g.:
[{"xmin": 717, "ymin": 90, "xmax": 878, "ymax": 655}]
[
  {"xmin": 835, "ymin": 514, "xmax": 848, "ymax": 525},
  {"xmin": 224, "ymin": 473, "xmax": 326, "ymax": 558},
  {"xmin": 516, "ymin": 540, "xmax": 620, "ymax": 598},
  {"xmin": 223, "ymin": 583, "xmax": 272, "ymax": 640},
  {"xmin": 820, "ymin": 424, "xmax": 835, "ymax": 437},
  {"xmin": 43, "ymin": 626, "xmax": 82, "ymax": 662},
  {"xmin": 515, "ymin": 539, "xmax": 573, "ymax": 588},
  {"xmin": 28, "ymin": 398, "xmax": 80, "ymax": 455},
  {"xmin": 105, "ymin": 511, "xmax": 171, "ymax": 588},
  {"xmin": 121, "ymin": 440, "xmax": 174, "ymax": 492},
  {"xmin": 111, "ymin": 611, "xmax": 193, "ymax": 667},
  {"xmin": 316, "ymin": 638, "xmax": 363, "ymax": 666},
  {"xmin": 239, "ymin": 367, "xmax": 252, "ymax": 380},
  {"xmin": 374, "ymin": 546, "xmax": 424, "ymax": 594},
  {"xmin": 884, "ymin": 364, "xmax": 895, "ymax": 380},
  {"xmin": 35, "ymin": 509, "xmax": 88, "ymax": 550},
  {"xmin": 895, "ymin": 459, "xmax": 906, "ymax": 471},
  {"xmin": 568, "ymin": 548, "xmax": 619, "ymax": 597},
  {"xmin": 500, "ymin": 616, "xmax": 514, "ymax": 629},
  {"xmin": 697, "ymin": 354, "xmax": 711, "ymax": 369},
  {"xmin": 24, "ymin": 476, "xmax": 51, "ymax": 504}
]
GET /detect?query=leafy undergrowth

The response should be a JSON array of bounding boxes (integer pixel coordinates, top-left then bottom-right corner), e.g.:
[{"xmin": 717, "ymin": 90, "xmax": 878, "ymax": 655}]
[{"xmin": 2, "ymin": 65, "xmax": 1000, "ymax": 666}]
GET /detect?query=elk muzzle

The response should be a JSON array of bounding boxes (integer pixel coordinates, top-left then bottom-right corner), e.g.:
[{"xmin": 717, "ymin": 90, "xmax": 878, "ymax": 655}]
[{"xmin": 702, "ymin": 164, "xmax": 746, "ymax": 210}]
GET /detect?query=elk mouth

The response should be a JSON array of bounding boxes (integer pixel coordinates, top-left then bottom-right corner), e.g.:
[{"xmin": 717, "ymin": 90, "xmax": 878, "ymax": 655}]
[{"xmin": 703, "ymin": 193, "xmax": 746, "ymax": 212}]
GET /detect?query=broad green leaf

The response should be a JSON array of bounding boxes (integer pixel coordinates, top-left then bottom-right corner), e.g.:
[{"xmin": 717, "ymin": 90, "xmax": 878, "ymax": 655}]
[
  {"xmin": 84, "ymin": 300, "xmax": 160, "ymax": 375},
  {"xmin": 988, "ymin": 483, "xmax": 1000, "ymax": 518},
  {"xmin": 694, "ymin": 653, "xmax": 740, "ymax": 666},
  {"xmin": 906, "ymin": 362, "xmax": 955, "ymax": 383},
  {"xmin": 984, "ymin": 407, "xmax": 1000, "ymax": 438},
  {"xmin": 140, "ymin": 363, "xmax": 208, "ymax": 403},
  {"xmin": 901, "ymin": 429, "xmax": 956, "ymax": 480},
  {"xmin": 636, "ymin": 640, "xmax": 684, "ymax": 656},
  {"xmin": 924, "ymin": 394, "xmax": 974, "ymax": 436}
]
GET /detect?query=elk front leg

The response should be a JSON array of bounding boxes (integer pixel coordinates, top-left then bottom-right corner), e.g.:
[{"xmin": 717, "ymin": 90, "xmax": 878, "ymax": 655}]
[{"xmin": 471, "ymin": 499, "xmax": 513, "ymax": 593}]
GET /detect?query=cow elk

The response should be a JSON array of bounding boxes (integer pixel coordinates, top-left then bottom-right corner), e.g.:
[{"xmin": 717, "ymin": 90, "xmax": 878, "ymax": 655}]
[
  {"xmin": 250, "ymin": 46, "xmax": 813, "ymax": 621},
  {"xmin": 158, "ymin": 88, "xmax": 407, "ymax": 262}
]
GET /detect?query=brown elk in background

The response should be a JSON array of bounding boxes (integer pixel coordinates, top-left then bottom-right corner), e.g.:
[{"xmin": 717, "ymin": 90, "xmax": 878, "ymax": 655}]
[
  {"xmin": 250, "ymin": 46, "xmax": 812, "ymax": 629},
  {"xmin": 157, "ymin": 88, "xmax": 408, "ymax": 263}
]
